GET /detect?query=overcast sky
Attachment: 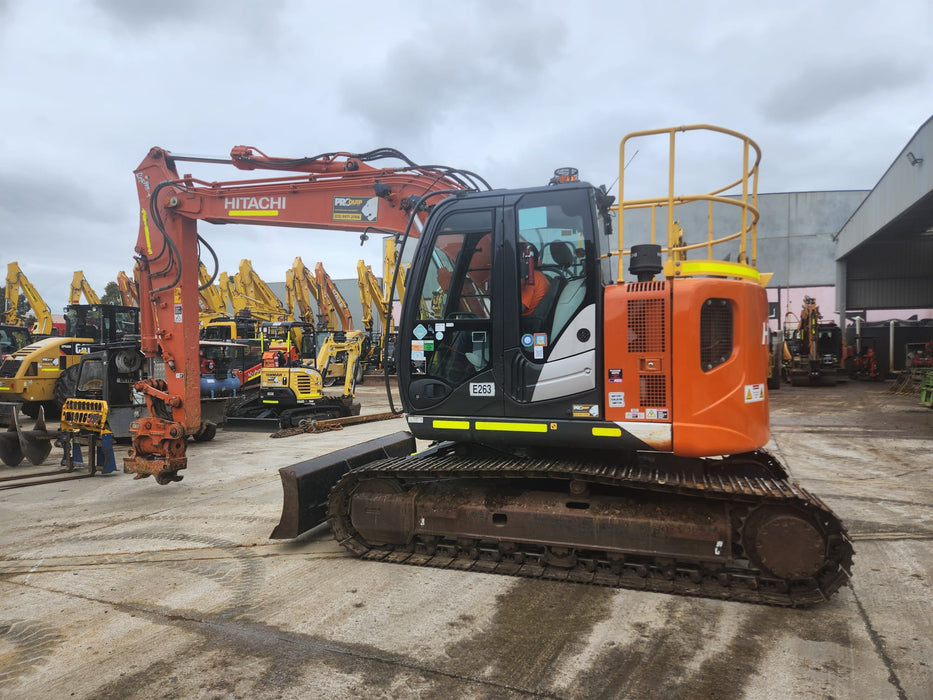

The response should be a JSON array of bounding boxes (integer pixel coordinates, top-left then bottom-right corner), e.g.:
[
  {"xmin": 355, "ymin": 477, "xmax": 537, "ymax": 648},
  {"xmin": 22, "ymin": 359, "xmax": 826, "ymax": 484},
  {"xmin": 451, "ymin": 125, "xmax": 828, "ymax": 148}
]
[{"xmin": 1, "ymin": 0, "xmax": 931, "ymax": 315}]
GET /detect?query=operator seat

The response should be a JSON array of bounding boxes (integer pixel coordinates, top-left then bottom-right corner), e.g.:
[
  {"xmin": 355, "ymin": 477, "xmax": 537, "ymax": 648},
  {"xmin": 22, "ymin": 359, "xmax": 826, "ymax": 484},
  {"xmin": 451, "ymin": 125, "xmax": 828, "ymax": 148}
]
[
  {"xmin": 549, "ymin": 241, "xmax": 587, "ymax": 341},
  {"xmin": 523, "ymin": 241, "xmax": 578, "ymax": 337},
  {"xmin": 547, "ymin": 240, "xmax": 576, "ymax": 278}
]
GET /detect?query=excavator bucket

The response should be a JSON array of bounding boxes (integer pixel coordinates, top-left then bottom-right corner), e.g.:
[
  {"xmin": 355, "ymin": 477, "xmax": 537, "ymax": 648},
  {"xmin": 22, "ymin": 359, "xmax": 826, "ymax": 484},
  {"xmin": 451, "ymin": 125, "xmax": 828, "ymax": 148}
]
[
  {"xmin": 271, "ymin": 430, "xmax": 416, "ymax": 540},
  {"xmin": 0, "ymin": 405, "xmax": 54, "ymax": 466}
]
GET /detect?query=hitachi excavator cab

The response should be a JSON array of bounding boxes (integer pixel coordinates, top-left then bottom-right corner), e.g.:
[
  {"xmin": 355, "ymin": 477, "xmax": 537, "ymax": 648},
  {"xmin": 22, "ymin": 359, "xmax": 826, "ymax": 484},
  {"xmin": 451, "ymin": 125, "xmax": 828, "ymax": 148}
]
[{"xmin": 398, "ymin": 183, "xmax": 602, "ymax": 434}]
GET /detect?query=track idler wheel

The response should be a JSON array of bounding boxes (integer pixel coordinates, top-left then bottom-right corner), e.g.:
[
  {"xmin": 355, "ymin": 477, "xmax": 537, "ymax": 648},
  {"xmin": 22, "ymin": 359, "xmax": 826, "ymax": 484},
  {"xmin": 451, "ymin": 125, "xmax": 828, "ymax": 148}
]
[{"xmin": 742, "ymin": 505, "xmax": 827, "ymax": 580}]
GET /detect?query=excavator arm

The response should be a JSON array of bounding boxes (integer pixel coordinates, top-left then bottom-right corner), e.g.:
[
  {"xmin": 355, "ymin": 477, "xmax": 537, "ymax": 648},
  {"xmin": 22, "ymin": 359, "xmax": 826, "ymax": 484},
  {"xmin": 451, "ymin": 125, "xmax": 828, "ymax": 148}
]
[
  {"xmin": 198, "ymin": 261, "xmax": 227, "ymax": 318},
  {"xmin": 289, "ymin": 257, "xmax": 324, "ymax": 326},
  {"xmin": 69, "ymin": 271, "xmax": 101, "ymax": 305},
  {"xmin": 5, "ymin": 262, "xmax": 54, "ymax": 335},
  {"xmin": 356, "ymin": 261, "xmax": 374, "ymax": 334},
  {"xmin": 357, "ymin": 260, "xmax": 392, "ymax": 334},
  {"xmin": 235, "ymin": 259, "xmax": 288, "ymax": 321},
  {"xmin": 314, "ymin": 262, "xmax": 353, "ymax": 332},
  {"xmin": 127, "ymin": 145, "xmax": 487, "ymax": 483},
  {"xmin": 117, "ymin": 270, "xmax": 139, "ymax": 307}
]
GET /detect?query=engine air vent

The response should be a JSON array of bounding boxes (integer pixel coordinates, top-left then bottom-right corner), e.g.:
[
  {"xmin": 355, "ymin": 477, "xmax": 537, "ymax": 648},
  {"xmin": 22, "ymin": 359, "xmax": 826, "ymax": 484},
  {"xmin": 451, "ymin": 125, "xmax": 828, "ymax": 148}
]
[
  {"xmin": 627, "ymin": 298, "xmax": 666, "ymax": 353},
  {"xmin": 700, "ymin": 298, "xmax": 733, "ymax": 371}
]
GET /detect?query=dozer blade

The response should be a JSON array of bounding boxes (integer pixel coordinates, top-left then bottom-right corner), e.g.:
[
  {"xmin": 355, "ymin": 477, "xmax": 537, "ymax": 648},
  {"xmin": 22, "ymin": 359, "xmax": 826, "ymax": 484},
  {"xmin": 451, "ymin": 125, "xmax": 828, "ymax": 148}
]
[
  {"xmin": 0, "ymin": 406, "xmax": 53, "ymax": 467},
  {"xmin": 271, "ymin": 430, "xmax": 416, "ymax": 540}
]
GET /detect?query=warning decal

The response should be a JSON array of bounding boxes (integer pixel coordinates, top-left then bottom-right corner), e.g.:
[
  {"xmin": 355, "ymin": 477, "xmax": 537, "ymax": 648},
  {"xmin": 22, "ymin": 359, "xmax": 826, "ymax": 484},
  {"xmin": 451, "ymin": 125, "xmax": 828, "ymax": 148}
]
[{"xmin": 744, "ymin": 383, "xmax": 766, "ymax": 403}]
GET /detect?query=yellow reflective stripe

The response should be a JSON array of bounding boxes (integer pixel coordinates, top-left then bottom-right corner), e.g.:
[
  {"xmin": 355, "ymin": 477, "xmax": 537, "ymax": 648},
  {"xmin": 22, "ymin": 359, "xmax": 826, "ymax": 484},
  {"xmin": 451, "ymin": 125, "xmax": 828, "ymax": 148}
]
[
  {"xmin": 592, "ymin": 426, "xmax": 622, "ymax": 437},
  {"xmin": 141, "ymin": 209, "xmax": 152, "ymax": 254},
  {"xmin": 665, "ymin": 259, "xmax": 761, "ymax": 283},
  {"xmin": 41, "ymin": 368, "xmax": 60, "ymax": 372},
  {"xmin": 228, "ymin": 210, "xmax": 280, "ymax": 217},
  {"xmin": 475, "ymin": 421, "xmax": 547, "ymax": 433},
  {"xmin": 262, "ymin": 400, "xmax": 279, "ymax": 404},
  {"xmin": 433, "ymin": 419, "xmax": 470, "ymax": 430},
  {"xmin": 0, "ymin": 386, "xmax": 9, "ymax": 390}
]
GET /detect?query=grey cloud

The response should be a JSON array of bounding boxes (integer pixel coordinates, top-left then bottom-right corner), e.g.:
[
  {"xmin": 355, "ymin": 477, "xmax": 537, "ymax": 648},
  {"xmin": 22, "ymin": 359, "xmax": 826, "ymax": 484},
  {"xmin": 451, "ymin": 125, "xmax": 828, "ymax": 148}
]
[
  {"xmin": 91, "ymin": 0, "xmax": 283, "ymax": 36},
  {"xmin": 336, "ymin": 11, "xmax": 568, "ymax": 139},
  {"xmin": 759, "ymin": 57, "xmax": 922, "ymax": 123},
  {"xmin": 0, "ymin": 171, "xmax": 121, "ymax": 226}
]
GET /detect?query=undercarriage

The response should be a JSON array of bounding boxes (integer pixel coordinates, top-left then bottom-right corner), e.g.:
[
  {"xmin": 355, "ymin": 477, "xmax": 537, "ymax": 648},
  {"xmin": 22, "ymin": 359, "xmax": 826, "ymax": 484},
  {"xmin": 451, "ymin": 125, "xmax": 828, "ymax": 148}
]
[
  {"xmin": 224, "ymin": 390, "xmax": 359, "ymax": 430},
  {"xmin": 325, "ymin": 442, "xmax": 853, "ymax": 606}
]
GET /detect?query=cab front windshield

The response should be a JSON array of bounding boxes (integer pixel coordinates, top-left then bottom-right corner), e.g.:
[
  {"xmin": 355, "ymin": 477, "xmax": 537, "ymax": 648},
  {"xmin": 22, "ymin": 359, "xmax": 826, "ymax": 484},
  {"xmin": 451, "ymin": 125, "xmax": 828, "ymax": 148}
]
[
  {"xmin": 0, "ymin": 327, "xmax": 30, "ymax": 354},
  {"xmin": 65, "ymin": 307, "xmax": 102, "ymax": 341}
]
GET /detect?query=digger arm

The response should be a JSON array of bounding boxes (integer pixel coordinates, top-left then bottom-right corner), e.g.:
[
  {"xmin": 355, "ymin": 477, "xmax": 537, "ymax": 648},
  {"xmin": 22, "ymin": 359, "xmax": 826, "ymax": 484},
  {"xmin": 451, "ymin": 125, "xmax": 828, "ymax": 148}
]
[
  {"xmin": 5, "ymin": 262, "xmax": 54, "ymax": 335},
  {"xmin": 356, "ymin": 261, "xmax": 374, "ymax": 333},
  {"xmin": 237, "ymin": 258, "xmax": 288, "ymax": 320},
  {"xmin": 117, "ymin": 270, "xmax": 139, "ymax": 307},
  {"xmin": 69, "ymin": 271, "xmax": 101, "ymax": 305},
  {"xmin": 127, "ymin": 144, "xmax": 484, "ymax": 483},
  {"xmin": 315, "ymin": 262, "xmax": 353, "ymax": 331},
  {"xmin": 198, "ymin": 262, "xmax": 226, "ymax": 316},
  {"xmin": 289, "ymin": 257, "xmax": 324, "ymax": 326}
]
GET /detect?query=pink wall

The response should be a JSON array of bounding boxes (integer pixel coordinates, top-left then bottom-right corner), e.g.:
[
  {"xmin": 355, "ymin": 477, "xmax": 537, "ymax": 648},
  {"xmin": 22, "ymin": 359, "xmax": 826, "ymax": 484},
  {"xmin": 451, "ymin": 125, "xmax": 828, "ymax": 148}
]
[{"xmin": 767, "ymin": 286, "xmax": 933, "ymax": 329}]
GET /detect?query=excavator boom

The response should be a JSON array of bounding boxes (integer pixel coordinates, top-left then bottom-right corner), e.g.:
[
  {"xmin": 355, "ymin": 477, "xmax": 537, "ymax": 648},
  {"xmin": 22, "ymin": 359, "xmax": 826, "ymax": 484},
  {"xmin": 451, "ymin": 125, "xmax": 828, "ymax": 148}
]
[
  {"xmin": 117, "ymin": 270, "xmax": 139, "ymax": 307},
  {"xmin": 127, "ymin": 145, "xmax": 486, "ymax": 481},
  {"xmin": 69, "ymin": 271, "xmax": 101, "ymax": 305},
  {"xmin": 5, "ymin": 262, "xmax": 54, "ymax": 335}
]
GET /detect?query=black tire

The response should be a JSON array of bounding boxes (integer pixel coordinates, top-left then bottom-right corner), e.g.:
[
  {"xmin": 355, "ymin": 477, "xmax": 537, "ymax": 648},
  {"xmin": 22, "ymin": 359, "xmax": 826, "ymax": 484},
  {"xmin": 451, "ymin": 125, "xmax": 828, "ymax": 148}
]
[
  {"xmin": 53, "ymin": 364, "xmax": 81, "ymax": 414},
  {"xmin": 21, "ymin": 402, "xmax": 41, "ymax": 419}
]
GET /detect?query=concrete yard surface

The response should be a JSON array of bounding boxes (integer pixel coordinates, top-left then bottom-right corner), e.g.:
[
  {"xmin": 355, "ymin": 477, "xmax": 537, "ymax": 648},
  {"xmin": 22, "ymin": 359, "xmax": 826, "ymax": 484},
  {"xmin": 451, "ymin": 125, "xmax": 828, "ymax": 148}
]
[{"xmin": 1, "ymin": 382, "xmax": 931, "ymax": 699}]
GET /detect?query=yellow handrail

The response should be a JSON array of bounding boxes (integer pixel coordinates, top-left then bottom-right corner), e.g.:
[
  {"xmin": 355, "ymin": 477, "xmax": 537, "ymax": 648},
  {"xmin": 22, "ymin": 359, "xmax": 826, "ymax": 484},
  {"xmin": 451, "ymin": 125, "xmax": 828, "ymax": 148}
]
[{"xmin": 615, "ymin": 124, "xmax": 762, "ymax": 283}]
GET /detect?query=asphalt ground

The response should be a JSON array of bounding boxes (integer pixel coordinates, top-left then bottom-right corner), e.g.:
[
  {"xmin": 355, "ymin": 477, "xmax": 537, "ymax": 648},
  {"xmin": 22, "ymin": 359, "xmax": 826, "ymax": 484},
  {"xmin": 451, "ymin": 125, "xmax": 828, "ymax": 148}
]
[{"xmin": 1, "ymin": 379, "xmax": 931, "ymax": 699}]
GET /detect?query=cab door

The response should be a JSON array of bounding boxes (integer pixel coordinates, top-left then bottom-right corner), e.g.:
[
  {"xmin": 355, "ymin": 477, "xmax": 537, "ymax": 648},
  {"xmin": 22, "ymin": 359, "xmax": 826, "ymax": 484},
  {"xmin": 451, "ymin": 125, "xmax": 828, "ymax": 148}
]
[
  {"xmin": 502, "ymin": 187, "xmax": 601, "ymax": 419},
  {"xmin": 400, "ymin": 203, "xmax": 504, "ymax": 417}
]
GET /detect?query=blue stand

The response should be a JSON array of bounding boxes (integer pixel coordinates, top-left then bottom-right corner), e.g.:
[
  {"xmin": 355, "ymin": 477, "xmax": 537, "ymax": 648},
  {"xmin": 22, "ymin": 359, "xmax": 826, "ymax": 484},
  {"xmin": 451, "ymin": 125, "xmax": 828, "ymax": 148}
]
[
  {"xmin": 96, "ymin": 433, "xmax": 117, "ymax": 474},
  {"xmin": 61, "ymin": 439, "xmax": 84, "ymax": 467}
]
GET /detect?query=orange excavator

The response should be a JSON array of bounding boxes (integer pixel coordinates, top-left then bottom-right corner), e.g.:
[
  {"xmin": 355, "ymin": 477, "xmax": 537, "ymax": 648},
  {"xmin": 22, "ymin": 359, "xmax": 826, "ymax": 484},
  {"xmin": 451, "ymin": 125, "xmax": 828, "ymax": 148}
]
[{"xmin": 129, "ymin": 129, "xmax": 852, "ymax": 606}]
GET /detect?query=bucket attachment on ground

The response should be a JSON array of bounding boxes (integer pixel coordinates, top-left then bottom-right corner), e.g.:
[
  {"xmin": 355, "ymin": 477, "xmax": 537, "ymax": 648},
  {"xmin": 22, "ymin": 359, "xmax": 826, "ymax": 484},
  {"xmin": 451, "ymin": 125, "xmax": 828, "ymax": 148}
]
[
  {"xmin": 0, "ymin": 404, "xmax": 54, "ymax": 467},
  {"xmin": 59, "ymin": 399, "xmax": 117, "ymax": 475},
  {"xmin": 270, "ymin": 430, "xmax": 416, "ymax": 540}
]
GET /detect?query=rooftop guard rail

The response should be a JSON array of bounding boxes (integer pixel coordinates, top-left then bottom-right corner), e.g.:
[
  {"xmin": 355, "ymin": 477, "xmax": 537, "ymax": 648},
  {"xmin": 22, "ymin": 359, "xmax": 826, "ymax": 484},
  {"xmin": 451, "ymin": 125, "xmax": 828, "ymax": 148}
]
[{"xmin": 614, "ymin": 124, "xmax": 768, "ymax": 285}]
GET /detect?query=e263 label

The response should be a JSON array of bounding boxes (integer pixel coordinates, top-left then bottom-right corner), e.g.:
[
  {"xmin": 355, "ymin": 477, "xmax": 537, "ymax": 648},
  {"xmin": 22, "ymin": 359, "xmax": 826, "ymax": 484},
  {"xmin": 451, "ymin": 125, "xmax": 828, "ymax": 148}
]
[{"xmin": 469, "ymin": 382, "xmax": 495, "ymax": 397}]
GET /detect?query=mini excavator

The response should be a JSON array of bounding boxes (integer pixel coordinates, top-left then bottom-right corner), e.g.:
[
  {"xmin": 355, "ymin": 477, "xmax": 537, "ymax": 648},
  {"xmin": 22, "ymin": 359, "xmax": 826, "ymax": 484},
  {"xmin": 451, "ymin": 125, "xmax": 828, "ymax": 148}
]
[{"xmin": 129, "ymin": 127, "xmax": 852, "ymax": 605}]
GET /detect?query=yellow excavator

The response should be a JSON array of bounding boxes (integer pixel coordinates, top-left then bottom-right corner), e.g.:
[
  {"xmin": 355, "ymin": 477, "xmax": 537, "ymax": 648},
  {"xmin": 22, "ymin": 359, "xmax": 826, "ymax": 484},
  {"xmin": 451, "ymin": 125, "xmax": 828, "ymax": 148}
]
[
  {"xmin": 223, "ymin": 318, "xmax": 361, "ymax": 430},
  {"xmin": 314, "ymin": 262, "xmax": 366, "ymax": 387}
]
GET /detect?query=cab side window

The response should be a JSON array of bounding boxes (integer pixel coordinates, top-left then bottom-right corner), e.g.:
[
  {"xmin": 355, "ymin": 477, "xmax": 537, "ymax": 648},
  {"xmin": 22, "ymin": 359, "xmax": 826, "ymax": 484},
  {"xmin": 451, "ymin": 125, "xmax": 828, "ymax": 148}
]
[
  {"xmin": 517, "ymin": 194, "xmax": 590, "ymax": 360},
  {"xmin": 413, "ymin": 211, "xmax": 494, "ymax": 385}
]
